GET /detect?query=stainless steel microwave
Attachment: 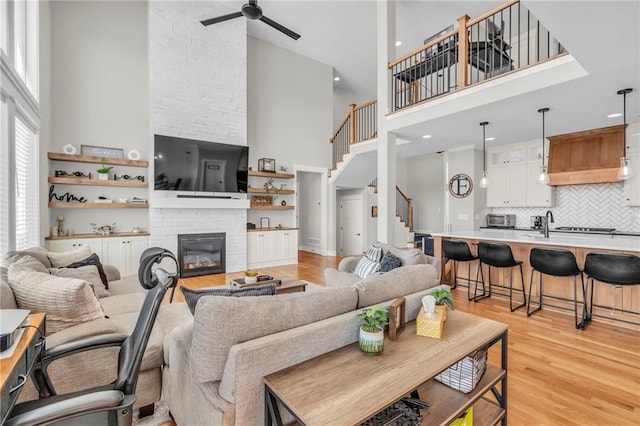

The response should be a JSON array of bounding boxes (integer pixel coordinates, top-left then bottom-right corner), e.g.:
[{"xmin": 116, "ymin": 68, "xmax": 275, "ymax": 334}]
[{"xmin": 487, "ymin": 214, "xmax": 516, "ymax": 228}]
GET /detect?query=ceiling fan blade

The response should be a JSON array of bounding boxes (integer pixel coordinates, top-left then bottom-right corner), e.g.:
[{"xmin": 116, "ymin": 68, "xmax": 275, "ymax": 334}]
[
  {"xmin": 200, "ymin": 11, "xmax": 243, "ymax": 26},
  {"xmin": 259, "ymin": 15, "xmax": 301, "ymax": 40}
]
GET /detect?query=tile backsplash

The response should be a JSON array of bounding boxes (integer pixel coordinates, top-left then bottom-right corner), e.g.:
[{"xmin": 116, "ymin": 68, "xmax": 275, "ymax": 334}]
[{"xmin": 490, "ymin": 182, "xmax": 640, "ymax": 232}]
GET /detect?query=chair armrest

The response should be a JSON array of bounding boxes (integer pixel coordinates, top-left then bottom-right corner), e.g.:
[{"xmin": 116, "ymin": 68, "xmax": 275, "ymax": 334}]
[
  {"xmin": 43, "ymin": 333, "xmax": 128, "ymax": 363},
  {"xmin": 6, "ymin": 391, "xmax": 133, "ymax": 426},
  {"xmin": 338, "ymin": 256, "xmax": 362, "ymax": 273},
  {"xmin": 102, "ymin": 264, "xmax": 121, "ymax": 282}
]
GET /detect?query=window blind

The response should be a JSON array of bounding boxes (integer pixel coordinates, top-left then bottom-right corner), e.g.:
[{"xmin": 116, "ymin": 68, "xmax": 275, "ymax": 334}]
[
  {"xmin": 0, "ymin": 99, "xmax": 8, "ymax": 255},
  {"xmin": 14, "ymin": 115, "xmax": 38, "ymax": 250}
]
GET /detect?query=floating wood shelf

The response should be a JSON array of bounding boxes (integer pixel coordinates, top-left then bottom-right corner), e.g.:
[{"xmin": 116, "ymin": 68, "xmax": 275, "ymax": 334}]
[
  {"xmin": 48, "ymin": 202, "xmax": 148, "ymax": 209},
  {"xmin": 45, "ymin": 232, "xmax": 150, "ymax": 240},
  {"xmin": 248, "ymin": 170, "xmax": 294, "ymax": 179},
  {"xmin": 248, "ymin": 188, "xmax": 294, "ymax": 194},
  {"xmin": 247, "ymin": 227, "xmax": 299, "ymax": 232},
  {"xmin": 48, "ymin": 153, "xmax": 149, "ymax": 168},
  {"xmin": 48, "ymin": 177, "xmax": 148, "ymax": 188},
  {"xmin": 249, "ymin": 206, "xmax": 294, "ymax": 210}
]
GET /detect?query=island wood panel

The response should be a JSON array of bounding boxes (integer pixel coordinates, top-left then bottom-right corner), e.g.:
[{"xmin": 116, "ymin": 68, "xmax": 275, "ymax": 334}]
[{"xmin": 434, "ymin": 236, "xmax": 640, "ymax": 326}]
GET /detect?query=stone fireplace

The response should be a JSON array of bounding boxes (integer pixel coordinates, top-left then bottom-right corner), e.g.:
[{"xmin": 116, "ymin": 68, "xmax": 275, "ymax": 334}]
[{"xmin": 178, "ymin": 232, "xmax": 226, "ymax": 277}]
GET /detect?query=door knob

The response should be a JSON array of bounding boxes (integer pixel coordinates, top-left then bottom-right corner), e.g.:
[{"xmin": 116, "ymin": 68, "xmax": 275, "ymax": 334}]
[{"xmin": 356, "ymin": 233, "xmax": 361, "ymax": 236}]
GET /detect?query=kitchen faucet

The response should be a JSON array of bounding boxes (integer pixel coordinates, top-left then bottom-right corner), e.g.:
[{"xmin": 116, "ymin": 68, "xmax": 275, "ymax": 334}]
[{"xmin": 543, "ymin": 210, "xmax": 555, "ymax": 238}]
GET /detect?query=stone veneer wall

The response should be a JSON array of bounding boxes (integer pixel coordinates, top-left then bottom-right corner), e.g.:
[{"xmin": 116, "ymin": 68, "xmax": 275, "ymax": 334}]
[
  {"xmin": 149, "ymin": 1, "xmax": 248, "ymax": 272},
  {"xmin": 490, "ymin": 182, "xmax": 640, "ymax": 232}
]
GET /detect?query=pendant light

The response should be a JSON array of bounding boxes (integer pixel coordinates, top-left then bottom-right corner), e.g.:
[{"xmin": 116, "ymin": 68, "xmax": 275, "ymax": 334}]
[
  {"xmin": 617, "ymin": 88, "xmax": 634, "ymax": 180},
  {"xmin": 537, "ymin": 107, "xmax": 550, "ymax": 185},
  {"xmin": 479, "ymin": 121, "xmax": 489, "ymax": 188}
]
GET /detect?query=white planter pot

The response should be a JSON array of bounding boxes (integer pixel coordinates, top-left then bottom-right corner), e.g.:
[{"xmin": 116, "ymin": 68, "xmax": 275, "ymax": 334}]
[
  {"xmin": 98, "ymin": 173, "xmax": 109, "ymax": 181},
  {"xmin": 359, "ymin": 327, "xmax": 384, "ymax": 355},
  {"xmin": 244, "ymin": 276, "xmax": 257, "ymax": 284}
]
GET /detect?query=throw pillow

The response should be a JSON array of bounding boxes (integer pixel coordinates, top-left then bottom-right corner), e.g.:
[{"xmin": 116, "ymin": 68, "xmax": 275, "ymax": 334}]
[
  {"xmin": 354, "ymin": 257, "xmax": 380, "ymax": 279},
  {"xmin": 2, "ymin": 248, "xmax": 52, "ymax": 269},
  {"xmin": 47, "ymin": 246, "xmax": 92, "ymax": 268},
  {"xmin": 8, "ymin": 254, "xmax": 50, "ymax": 275},
  {"xmin": 180, "ymin": 284, "xmax": 277, "ymax": 315},
  {"xmin": 7, "ymin": 265, "xmax": 105, "ymax": 335},
  {"xmin": 365, "ymin": 245, "xmax": 383, "ymax": 262},
  {"xmin": 49, "ymin": 265, "xmax": 110, "ymax": 298},
  {"xmin": 379, "ymin": 252, "xmax": 402, "ymax": 273},
  {"xmin": 64, "ymin": 253, "xmax": 109, "ymax": 289}
]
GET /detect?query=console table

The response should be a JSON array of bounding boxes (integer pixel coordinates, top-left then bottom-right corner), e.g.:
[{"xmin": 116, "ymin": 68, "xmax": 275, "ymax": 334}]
[
  {"xmin": 0, "ymin": 313, "xmax": 45, "ymax": 424},
  {"xmin": 264, "ymin": 310, "xmax": 508, "ymax": 425}
]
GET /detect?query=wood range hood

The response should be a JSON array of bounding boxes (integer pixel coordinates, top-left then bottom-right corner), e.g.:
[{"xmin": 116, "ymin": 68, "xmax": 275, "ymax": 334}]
[{"xmin": 547, "ymin": 124, "xmax": 625, "ymax": 186}]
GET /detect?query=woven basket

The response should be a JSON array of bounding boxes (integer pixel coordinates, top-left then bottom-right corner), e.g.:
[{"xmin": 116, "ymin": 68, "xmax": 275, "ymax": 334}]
[
  {"xmin": 434, "ymin": 347, "xmax": 488, "ymax": 393},
  {"xmin": 359, "ymin": 400, "xmax": 422, "ymax": 426}
]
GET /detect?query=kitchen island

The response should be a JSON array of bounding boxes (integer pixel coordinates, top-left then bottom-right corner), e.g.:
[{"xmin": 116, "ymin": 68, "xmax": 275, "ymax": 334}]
[{"xmin": 433, "ymin": 230, "xmax": 640, "ymax": 328}]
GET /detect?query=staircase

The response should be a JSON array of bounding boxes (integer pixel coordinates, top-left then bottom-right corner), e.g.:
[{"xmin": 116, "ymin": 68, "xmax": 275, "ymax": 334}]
[{"xmin": 368, "ymin": 178, "xmax": 415, "ymax": 246}]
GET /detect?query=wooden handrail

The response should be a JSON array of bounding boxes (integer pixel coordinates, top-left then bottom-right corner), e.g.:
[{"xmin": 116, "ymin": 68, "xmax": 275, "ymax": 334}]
[
  {"xmin": 354, "ymin": 98, "xmax": 377, "ymax": 111},
  {"xmin": 388, "ymin": 28, "xmax": 459, "ymax": 68},
  {"xmin": 330, "ymin": 115, "xmax": 350, "ymax": 143},
  {"xmin": 395, "ymin": 185, "xmax": 409, "ymax": 201},
  {"xmin": 466, "ymin": 0, "xmax": 519, "ymax": 27}
]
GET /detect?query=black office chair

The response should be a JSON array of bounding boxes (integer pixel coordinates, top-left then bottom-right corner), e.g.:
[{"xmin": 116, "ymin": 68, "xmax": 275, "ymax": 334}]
[
  {"xmin": 441, "ymin": 239, "xmax": 480, "ymax": 299},
  {"xmin": 477, "ymin": 242, "xmax": 527, "ymax": 312},
  {"xmin": 6, "ymin": 249, "xmax": 179, "ymax": 426},
  {"xmin": 528, "ymin": 248, "xmax": 585, "ymax": 328},
  {"xmin": 583, "ymin": 252, "xmax": 640, "ymax": 329}
]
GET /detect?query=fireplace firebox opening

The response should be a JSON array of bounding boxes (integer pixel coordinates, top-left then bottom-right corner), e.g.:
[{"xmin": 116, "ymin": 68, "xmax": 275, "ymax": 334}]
[{"xmin": 177, "ymin": 233, "xmax": 226, "ymax": 278}]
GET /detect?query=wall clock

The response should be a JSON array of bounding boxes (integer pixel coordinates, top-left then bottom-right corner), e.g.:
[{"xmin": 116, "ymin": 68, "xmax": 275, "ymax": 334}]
[{"xmin": 448, "ymin": 173, "xmax": 473, "ymax": 198}]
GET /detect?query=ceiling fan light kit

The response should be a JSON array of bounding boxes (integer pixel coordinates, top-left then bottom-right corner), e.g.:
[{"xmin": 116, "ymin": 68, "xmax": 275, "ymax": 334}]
[
  {"xmin": 200, "ymin": 0, "xmax": 301, "ymax": 40},
  {"xmin": 617, "ymin": 88, "xmax": 634, "ymax": 180}
]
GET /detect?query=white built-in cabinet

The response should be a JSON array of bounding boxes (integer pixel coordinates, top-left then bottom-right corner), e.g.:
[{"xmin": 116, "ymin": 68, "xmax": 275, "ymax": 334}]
[
  {"xmin": 247, "ymin": 229, "xmax": 298, "ymax": 269},
  {"xmin": 487, "ymin": 141, "xmax": 553, "ymax": 207},
  {"xmin": 46, "ymin": 234, "xmax": 149, "ymax": 276}
]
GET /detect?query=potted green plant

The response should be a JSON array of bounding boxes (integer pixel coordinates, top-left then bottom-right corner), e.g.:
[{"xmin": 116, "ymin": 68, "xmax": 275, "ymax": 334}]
[
  {"xmin": 97, "ymin": 165, "xmax": 114, "ymax": 180},
  {"xmin": 430, "ymin": 288, "xmax": 454, "ymax": 321},
  {"xmin": 357, "ymin": 307, "xmax": 388, "ymax": 355},
  {"xmin": 244, "ymin": 270, "xmax": 258, "ymax": 284}
]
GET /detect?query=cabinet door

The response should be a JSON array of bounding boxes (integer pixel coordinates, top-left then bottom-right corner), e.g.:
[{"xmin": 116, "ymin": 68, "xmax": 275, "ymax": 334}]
[
  {"xmin": 46, "ymin": 238, "xmax": 103, "ymax": 259},
  {"xmin": 247, "ymin": 232, "xmax": 261, "ymax": 265},
  {"xmin": 285, "ymin": 230, "xmax": 299, "ymax": 260},
  {"xmin": 526, "ymin": 163, "xmax": 553, "ymax": 206},
  {"xmin": 127, "ymin": 237, "xmax": 149, "ymax": 275},
  {"xmin": 506, "ymin": 145, "xmax": 527, "ymax": 165},
  {"xmin": 486, "ymin": 167, "xmax": 507, "ymax": 207},
  {"xmin": 103, "ymin": 238, "xmax": 129, "ymax": 275},
  {"xmin": 623, "ymin": 152, "xmax": 640, "ymax": 206},
  {"xmin": 506, "ymin": 164, "xmax": 527, "ymax": 207}
]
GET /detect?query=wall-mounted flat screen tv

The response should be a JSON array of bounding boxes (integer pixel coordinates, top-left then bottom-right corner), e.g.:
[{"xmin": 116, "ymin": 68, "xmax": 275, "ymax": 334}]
[{"xmin": 154, "ymin": 135, "xmax": 248, "ymax": 193}]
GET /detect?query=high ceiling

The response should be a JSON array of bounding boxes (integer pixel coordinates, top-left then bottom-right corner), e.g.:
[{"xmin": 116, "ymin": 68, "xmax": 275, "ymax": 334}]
[{"xmin": 220, "ymin": 0, "xmax": 640, "ymax": 155}]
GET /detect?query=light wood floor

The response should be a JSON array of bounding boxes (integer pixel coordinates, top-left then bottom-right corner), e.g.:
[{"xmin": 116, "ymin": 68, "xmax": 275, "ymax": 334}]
[{"xmin": 169, "ymin": 251, "xmax": 640, "ymax": 425}]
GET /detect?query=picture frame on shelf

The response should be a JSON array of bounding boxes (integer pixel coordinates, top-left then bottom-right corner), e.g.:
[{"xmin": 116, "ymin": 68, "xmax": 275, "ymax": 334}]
[
  {"xmin": 388, "ymin": 298, "xmax": 406, "ymax": 341},
  {"xmin": 260, "ymin": 217, "xmax": 270, "ymax": 229},
  {"xmin": 258, "ymin": 158, "xmax": 276, "ymax": 172},
  {"xmin": 81, "ymin": 145, "xmax": 124, "ymax": 159}
]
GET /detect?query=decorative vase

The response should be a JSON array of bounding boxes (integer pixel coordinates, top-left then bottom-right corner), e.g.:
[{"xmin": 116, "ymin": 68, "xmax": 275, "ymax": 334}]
[
  {"xmin": 98, "ymin": 173, "xmax": 109, "ymax": 181},
  {"xmin": 435, "ymin": 305, "xmax": 447, "ymax": 322},
  {"xmin": 245, "ymin": 276, "xmax": 257, "ymax": 284},
  {"xmin": 359, "ymin": 327, "xmax": 384, "ymax": 355},
  {"xmin": 281, "ymin": 200, "xmax": 287, "ymax": 206}
]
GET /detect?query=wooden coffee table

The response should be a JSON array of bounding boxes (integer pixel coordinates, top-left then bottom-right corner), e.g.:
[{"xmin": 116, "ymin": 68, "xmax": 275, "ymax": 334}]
[
  {"xmin": 264, "ymin": 310, "xmax": 508, "ymax": 426},
  {"xmin": 228, "ymin": 277, "xmax": 308, "ymax": 294}
]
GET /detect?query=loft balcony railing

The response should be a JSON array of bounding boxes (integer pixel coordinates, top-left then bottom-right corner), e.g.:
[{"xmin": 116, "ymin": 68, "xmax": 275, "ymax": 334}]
[
  {"xmin": 389, "ymin": 0, "xmax": 566, "ymax": 111},
  {"xmin": 330, "ymin": 1, "xmax": 567, "ymax": 168},
  {"xmin": 330, "ymin": 99, "xmax": 377, "ymax": 170}
]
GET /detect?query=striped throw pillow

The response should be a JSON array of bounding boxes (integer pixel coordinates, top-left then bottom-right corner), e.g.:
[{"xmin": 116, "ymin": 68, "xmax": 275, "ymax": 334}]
[
  {"xmin": 365, "ymin": 245, "xmax": 383, "ymax": 262},
  {"xmin": 354, "ymin": 257, "xmax": 380, "ymax": 279}
]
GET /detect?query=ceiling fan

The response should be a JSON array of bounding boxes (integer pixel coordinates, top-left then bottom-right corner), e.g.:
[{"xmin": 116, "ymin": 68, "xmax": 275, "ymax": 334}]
[{"xmin": 200, "ymin": 0, "xmax": 301, "ymax": 41}]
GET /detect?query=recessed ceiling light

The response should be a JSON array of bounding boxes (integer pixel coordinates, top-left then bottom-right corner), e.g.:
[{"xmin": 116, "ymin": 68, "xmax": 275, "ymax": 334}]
[
  {"xmin": 422, "ymin": 134, "xmax": 432, "ymax": 139},
  {"xmin": 608, "ymin": 113, "xmax": 622, "ymax": 118},
  {"xmin": 395, "ymin": 41, "xmax": 402, "ymax": 47},
  {"xmin": 333, "ymin": 76, "xmax": 340, "ymax": 82},
  {"xmin": 485, "ymin": 137, "xmax": 495, "ymax": 141}
]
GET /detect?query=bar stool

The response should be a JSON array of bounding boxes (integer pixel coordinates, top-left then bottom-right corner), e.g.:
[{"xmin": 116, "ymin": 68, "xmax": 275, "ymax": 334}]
[
  {"xmin": 583, "ymin": 252, "xmax": 640, "ymax": 329},
  {"xmin": 441, "ymin": 239, "xmax": 481, "ymax": 300},
  {"xmin": 477, "ymin": 242, "xmax": 527, "ymax": 312},
  {"xmin": 528, "ymin": 247, "xmax": 585, "ymax": 328}
]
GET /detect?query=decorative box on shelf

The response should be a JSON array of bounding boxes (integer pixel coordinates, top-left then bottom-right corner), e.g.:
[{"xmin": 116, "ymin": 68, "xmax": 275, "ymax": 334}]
[
  {"xmin": 416, "ymin": 307, "xmax": 444, "ymax": 339},
  {"xmin": 251, "ymin": 195, "xmax": 273, "ymax": 207}
]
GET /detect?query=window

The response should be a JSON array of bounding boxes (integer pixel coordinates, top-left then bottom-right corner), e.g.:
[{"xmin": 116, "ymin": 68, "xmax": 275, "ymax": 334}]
[{"xmin": 1, "ymin": 0, "xmax": 40, "ymax": 254}]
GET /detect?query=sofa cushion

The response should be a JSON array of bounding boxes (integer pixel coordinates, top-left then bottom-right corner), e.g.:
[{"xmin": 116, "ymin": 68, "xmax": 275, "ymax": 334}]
[
  {"xmin": 354, "ymin": 257, "xmax": 380, "ymax": 279},
  {"xmin": 180, "ymin": 284, "xmax": 277, "ymax": 315},
  {"xmin": 64, "ymin": 253, "xmax": 109, "ymax": 289},
  {"xmin": 2, "ymin": 247, "xmax": 52, "ymax": 269},
  {"xmin": 49, "ymin": 265, "xmax": 110, "ymax": 298},
  {"xmin": 355, "ymin": 264, "xmax": 439, "ymax": 308},
  {"xmin": 389, "ymin": 246, "xmax": 425, "ymax": 266},
  {"xmin": 47, "ymin": 245, "xmax": 92, "ymax": 268},
  {"xmin": 1, "ymin": 267, "xmax": 18, "ymax": 309},
  {"xmin": 100, "ymin": 293, "xmax": 146, "ymax": 317},
  {"xmin": 379, "ymin": 252, "xmax": 402, "ymax": 273},
  {"xmin": 365, "ymin": 245, "xmax": 383, "ymax": 262},
  {"xmin": 7, "ymin": 265, "xmax": 105, "ymax": 335},
  {"xmin": 189, "ymin": 286, "xmax": 358, "ymax": 383},
  {"xmin": 324, "ymin": 268, "xmax": 361, "ymax": 288},
  {"xmin": 9, "ymin": 254, "xmax": 50, "ymax": 274}
]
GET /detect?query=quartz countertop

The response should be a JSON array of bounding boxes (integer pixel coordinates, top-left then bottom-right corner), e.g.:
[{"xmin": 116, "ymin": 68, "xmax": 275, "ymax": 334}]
[{"xmin": 433, "ymin": 230, "xmax": 640, "ymax": 252}]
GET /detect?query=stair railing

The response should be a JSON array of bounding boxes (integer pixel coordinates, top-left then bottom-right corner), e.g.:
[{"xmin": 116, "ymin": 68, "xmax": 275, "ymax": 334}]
[
  {"xmin": 395, "ymin": 186, "xmax": 413, "ymax": 232},
  {"xmin": 330, "ymin": 100, "xmax": 378, "ymax": 170}
]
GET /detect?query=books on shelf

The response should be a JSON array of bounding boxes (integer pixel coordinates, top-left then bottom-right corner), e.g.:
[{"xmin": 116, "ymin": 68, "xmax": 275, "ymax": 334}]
[{"xmin": 129, "ymin": 197, "xmax": 148, "ymax": 204}]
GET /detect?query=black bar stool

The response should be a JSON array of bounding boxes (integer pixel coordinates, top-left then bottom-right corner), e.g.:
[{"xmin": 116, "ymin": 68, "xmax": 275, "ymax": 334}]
[
  {"xmin": 583, "ymin": 252, "xmax": 640, "ymax": 329},
  {"xmin": 441, "ymin": 239, "xmax": 481, "ymax": 300},
  {"xmin": 477, "ymin": 242, "xmax": 527, "ymax": 312},
  {"xmin": 528, "ymin": 247, "xmax": 585, "ymax": 328}
]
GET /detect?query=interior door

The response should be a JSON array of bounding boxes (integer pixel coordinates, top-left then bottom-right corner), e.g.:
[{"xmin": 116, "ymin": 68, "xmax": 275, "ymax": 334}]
[
  {"xmin": 202, "ymin": 159, "xmax": 227, "ymax": 191},
  {"xmin": 339, "ymin": 196, "xmax": 363, "ymax": 256}
]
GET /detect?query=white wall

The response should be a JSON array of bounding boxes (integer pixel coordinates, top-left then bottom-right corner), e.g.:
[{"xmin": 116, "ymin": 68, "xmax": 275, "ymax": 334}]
[
  {"xmin": 446, "ymin": 147, "xmax": 484, "ymax": 232},
  {"xmin": 404, "ymin": 152, "xmax": 446, "ymax": 233},
  {"xmin": 149, "ymin": 1, "xmax": 248, "ymax": 272},
  {"xmin": 45, "ymin": 1, "xmax": 149, "ymax": 235},
  {"xmin": 332, "ymin": 85, "xmax": 371, "ymax": 130},
  {"xmin": 247, "ymin": 36, "xmax": 332, "ymax": 171}
]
